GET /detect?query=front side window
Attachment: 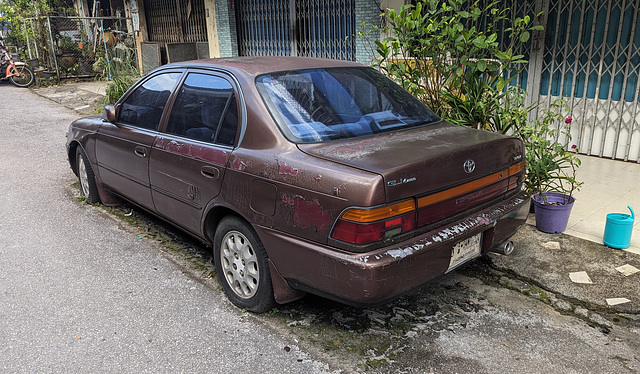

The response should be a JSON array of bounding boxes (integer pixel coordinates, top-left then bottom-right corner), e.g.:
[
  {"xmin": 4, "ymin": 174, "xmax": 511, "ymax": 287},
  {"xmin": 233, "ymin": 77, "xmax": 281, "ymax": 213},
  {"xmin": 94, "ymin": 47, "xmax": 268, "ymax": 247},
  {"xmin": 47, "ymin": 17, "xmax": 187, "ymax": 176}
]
[
  {"xmin": 256, "ymin": 67, "xmax": 440, "ymax": 143},
  {"xmin": 166, "ymin": 73, "xmax": 238, "ymax": 146},
  {"xmin": 118, "ymin": 72, "xmax": 182, "ymax": 130}
]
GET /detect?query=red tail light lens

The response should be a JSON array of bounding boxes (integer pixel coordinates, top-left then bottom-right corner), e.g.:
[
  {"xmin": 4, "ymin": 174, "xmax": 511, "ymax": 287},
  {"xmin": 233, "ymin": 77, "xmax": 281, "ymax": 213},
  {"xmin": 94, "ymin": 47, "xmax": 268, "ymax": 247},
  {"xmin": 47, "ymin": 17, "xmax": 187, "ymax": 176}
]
[
  {"xmin": 331, "ymin": 200, "xmax": 416, "ymax": 245},
  {"xmin": 331, "ymin": 213, "xmax": 415, "ymax": 244}
]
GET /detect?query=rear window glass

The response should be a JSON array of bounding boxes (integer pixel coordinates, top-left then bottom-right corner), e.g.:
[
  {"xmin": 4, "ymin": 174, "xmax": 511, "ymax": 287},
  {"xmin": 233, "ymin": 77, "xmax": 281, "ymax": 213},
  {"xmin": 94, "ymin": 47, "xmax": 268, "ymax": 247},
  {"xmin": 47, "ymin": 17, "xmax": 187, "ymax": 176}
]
[{"xmin": 256, "ymin": 67, "xmax": 440, "ymax": 143}]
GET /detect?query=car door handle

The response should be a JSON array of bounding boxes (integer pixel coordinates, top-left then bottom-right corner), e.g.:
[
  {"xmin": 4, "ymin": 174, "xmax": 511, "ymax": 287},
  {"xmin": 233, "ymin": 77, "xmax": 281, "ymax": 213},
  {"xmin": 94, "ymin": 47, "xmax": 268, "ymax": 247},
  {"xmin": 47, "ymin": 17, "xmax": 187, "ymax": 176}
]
[
  {"xmin": 201, "ymin": 165, "xmax": 220, "ymax": 180},
  {"xmin": 134, "ymin": 146, "xmax": 147, "ymax": 158}
]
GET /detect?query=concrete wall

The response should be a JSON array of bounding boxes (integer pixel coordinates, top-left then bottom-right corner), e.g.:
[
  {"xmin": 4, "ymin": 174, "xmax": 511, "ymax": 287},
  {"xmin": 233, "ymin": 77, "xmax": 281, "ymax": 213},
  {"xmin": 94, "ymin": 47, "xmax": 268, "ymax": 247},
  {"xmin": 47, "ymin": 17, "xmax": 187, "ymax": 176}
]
[
  {"xmin": 213, "ymin": 0, "xmax": 238, "ymax": 57},
  {"xmin": 354, "ymin": 0, "xmax": 383, "ymax": 64}
]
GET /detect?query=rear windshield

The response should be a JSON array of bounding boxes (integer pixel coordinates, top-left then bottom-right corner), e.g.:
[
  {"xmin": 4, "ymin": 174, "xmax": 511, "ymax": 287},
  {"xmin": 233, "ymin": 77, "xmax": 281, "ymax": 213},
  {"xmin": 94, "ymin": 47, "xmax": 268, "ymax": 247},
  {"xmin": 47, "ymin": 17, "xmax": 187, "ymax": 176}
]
[{"xmin": 256, "ymin": 67, "xmax": 440, "ymax": 143}]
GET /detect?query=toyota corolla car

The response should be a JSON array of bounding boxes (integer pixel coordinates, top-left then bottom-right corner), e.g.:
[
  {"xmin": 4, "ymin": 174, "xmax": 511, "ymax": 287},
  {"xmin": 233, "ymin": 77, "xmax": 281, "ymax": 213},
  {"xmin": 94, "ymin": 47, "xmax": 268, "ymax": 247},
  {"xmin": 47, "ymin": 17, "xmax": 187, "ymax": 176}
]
[{"xmin": 66, "ymin": 57, "xmax": 530, "ymax": 313}]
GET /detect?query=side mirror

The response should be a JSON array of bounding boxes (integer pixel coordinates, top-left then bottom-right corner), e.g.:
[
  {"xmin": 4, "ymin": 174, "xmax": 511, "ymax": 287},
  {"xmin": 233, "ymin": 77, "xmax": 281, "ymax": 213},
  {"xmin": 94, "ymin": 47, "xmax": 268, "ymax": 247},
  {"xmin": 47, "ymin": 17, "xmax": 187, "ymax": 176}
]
[{"xmin": 103, "ymin": 104, "xmax": 116, "ymax": 122}]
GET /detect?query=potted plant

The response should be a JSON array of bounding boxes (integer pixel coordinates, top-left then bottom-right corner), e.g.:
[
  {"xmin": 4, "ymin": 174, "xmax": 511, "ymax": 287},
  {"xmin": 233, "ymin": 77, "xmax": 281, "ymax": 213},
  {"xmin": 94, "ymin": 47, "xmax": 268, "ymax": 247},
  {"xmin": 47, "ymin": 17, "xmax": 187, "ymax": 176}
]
[{"xmin": 517, "ymin": 99, "xmax": 583, "ymax": 233}]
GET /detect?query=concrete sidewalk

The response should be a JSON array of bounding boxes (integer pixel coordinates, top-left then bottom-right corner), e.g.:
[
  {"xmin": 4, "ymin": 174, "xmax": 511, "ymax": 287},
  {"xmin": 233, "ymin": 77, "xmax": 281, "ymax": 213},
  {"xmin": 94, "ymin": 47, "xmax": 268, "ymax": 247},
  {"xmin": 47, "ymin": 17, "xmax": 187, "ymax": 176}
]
[
  {"xmin": 31, "ymin": 79, "xmax": 640, "ymax": 323},
  {"xmin": 565, "ymin": 154, "xmax": 640, "ymax": 255},
  {"xmin": 32, "ymin": 80, "xmax": 107, "ymax": 115}
]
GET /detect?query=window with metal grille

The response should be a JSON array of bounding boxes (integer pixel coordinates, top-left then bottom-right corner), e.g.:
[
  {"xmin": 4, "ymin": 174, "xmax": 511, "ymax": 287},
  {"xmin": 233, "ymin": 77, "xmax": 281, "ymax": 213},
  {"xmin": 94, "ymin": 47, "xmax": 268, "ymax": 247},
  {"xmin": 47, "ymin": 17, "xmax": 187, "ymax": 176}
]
[
  {"xmin": 235, "ymin": 0, "xmax": 355, "ymax": 60},
  {"xmin": 144, "ymin": 0, "xmax": 208, "ymax": 43}
]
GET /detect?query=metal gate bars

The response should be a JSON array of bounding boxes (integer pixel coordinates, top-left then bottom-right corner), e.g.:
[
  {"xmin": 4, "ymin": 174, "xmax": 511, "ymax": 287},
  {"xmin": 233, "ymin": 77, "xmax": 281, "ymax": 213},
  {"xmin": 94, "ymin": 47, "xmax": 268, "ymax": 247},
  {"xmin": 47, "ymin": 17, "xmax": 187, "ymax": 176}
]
[{"xmin": 235, "ymin": 0, "xmax": 356, "ymax": 61}]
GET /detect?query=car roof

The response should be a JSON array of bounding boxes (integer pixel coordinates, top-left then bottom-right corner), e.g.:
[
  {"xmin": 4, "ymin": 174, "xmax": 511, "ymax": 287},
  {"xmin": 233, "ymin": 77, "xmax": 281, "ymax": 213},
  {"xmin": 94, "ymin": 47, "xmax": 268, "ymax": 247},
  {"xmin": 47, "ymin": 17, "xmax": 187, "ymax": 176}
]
[{"xmin": 160, "ymin": 56, "xmax": 366, "ymax": 77}]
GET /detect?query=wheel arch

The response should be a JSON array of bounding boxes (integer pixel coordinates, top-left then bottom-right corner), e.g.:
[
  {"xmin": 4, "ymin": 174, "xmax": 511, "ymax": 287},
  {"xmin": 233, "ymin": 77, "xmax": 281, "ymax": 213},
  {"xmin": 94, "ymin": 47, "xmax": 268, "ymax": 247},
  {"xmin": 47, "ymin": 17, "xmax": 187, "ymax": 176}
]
[
  {"xmin": 202, "ymin": 205, "xmax": 245, "ymax": 247},
  {"xmin": 67, "ymin": 140, "xmax": 81, "ymax": 175}
]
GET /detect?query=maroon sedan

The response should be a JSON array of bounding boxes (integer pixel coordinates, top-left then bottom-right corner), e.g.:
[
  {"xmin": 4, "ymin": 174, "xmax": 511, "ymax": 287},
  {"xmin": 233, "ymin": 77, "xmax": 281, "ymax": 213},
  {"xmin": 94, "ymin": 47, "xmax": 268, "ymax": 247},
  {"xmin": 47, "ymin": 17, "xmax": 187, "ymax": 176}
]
[{"xmin": 66, "ymin": 57, "xmax": 529, "ymax": 313}]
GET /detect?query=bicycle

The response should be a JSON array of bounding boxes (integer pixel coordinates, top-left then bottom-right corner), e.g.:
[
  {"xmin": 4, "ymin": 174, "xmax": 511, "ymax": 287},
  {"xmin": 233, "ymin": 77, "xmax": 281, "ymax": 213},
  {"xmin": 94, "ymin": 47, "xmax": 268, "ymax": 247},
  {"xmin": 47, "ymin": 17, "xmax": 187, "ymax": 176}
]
[{"xmin": 0, "ymin": 36, "xmax": 35, "ymax": 88}]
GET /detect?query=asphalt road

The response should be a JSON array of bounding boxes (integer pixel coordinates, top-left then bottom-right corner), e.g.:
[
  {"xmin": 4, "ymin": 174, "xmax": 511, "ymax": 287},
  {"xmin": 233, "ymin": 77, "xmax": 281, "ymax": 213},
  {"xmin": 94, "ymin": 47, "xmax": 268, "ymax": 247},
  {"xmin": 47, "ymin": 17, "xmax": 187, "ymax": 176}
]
[
  {"xmin": 1, "ymin": 82, "xmax": 639, "ymax": 374},
  {"xmin": 0, "ymin": 83, "xmax": 336, "ymax": 373}
]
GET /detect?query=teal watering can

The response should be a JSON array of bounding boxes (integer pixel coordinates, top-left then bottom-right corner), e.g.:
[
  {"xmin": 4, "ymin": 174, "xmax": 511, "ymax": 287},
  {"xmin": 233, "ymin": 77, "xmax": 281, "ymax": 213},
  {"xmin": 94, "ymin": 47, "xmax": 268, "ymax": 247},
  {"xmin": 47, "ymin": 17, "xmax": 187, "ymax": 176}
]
[{"xmin": 603, "ymin": 206, "xmax": 635, "ymax": 249}]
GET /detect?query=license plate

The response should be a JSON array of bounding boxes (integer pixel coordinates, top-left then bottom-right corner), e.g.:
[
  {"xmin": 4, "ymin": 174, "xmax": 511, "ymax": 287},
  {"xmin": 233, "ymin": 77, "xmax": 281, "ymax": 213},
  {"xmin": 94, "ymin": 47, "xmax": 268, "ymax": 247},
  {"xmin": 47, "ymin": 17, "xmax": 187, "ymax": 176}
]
[{"xmin": 446, "ymin": 233, "xmax": 482, "ymax": 273}]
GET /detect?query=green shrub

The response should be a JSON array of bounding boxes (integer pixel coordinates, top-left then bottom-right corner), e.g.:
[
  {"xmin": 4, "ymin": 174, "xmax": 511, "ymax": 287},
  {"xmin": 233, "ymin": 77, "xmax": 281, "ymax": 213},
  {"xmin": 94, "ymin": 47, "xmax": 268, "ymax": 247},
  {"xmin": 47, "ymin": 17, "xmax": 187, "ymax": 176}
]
[{"xmin": 374, "ymin": 0, "xmax": 541, "ymax": 117}]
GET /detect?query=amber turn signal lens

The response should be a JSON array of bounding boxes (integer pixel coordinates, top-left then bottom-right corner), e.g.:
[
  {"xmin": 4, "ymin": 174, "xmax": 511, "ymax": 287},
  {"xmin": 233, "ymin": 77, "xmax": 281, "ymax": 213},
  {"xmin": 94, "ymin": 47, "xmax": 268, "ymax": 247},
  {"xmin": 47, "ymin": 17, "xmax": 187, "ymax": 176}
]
[
  {"xmin": 339, "ymin": 200, "xmax": 415, "ymax": 223},
  {"xmin": 509, "ymin": 161, "xmax": 526, "ymax": 176}
]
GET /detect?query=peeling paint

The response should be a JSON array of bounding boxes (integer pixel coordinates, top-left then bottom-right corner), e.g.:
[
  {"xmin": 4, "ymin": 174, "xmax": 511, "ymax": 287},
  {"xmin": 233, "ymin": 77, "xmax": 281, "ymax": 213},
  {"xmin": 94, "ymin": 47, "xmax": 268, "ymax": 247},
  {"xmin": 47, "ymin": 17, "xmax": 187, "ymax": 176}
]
[
  {"xmin": 387, "ymin": 248, "xmax": 414, "ymax": 259},
  {"xmin": 332, "ymin": 183, "xmax": 347, "ymax": 196},
  {"xmin": 231, "ymin": 156, "xmax": 247, "ymax": 171},
  {"xmin": 308, "ymin": 127, "xmax": 458, "ymax": 160},
  {"xmin": 156, "ymin": 137, "xmax": 228, "ymax": 165},
  {"xmin": 166, "ymin": 140, "xmax": 185, "ymax": 151},
  {"xmin": 154, "ymin": 137, "xmax": 166, "ymax": 148},
  {"xmin": 282, "ymin": 194, "xmax": 333, "ymax": 234},
  {"xmin": 277, "ymin": 158, "xmax": 299, "ymax": 176}
]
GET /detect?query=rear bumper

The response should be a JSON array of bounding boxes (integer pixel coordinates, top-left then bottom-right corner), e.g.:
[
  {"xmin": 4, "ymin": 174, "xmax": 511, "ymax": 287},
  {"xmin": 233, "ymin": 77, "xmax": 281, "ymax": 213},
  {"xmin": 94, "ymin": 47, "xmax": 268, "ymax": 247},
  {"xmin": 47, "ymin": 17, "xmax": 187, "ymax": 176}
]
[{"xmin": 257, "ymin": 191, "xmax": 530, "ymax": 306}]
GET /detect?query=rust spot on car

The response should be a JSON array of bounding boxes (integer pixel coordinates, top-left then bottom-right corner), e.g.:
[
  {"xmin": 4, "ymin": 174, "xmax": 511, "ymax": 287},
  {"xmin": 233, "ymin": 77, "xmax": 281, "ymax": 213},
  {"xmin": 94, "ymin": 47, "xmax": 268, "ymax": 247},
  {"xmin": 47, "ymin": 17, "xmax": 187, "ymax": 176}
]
[
  {"xmin": 332, "ymin": 183, "xmax": 346, "ymax": 196},
  {"xmin": 162, "ymin": 140, "xmax": 228, "ymax": 165},
  {"xmin": 154, "ymin": 137, "xmax": 166, "ymax": 148},
  {"xmin": 282, "ymin": 194, "xmax": 333, "ymax": 234},
  {"xmin": 198, "ymin": 147, "xmax": 228, "ymax": 165},
  {"xmin": 230, "ymin": 156, "xmax": 247, "ymax": 171},
  {"xmin": 277, "ymin": 158, "xmax": 299, "ymax": 176}
]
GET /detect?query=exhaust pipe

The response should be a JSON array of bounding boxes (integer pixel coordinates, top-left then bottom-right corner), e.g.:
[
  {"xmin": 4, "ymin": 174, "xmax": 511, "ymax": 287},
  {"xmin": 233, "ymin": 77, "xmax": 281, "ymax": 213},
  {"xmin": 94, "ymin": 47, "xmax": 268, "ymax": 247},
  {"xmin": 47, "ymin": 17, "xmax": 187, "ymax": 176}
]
[{"xmin": 492, "ymin": 240, "xmax": 514, "ymax": 256}]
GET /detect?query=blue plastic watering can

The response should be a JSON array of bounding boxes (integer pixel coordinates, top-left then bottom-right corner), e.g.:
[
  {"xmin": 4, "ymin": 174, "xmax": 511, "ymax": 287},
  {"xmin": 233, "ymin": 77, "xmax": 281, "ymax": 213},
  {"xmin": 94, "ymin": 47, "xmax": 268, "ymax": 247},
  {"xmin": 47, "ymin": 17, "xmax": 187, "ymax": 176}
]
[{"xmin": 603, "ymin": 206, "xmax": 635, "ymax": 249}]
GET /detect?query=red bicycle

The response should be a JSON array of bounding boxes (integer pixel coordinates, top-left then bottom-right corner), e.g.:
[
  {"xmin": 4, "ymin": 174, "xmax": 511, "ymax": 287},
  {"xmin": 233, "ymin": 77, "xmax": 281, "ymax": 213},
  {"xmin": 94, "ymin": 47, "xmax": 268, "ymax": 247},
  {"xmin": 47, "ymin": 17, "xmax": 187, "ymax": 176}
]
[{"xmin": 0, "ymin": 36, "xmax": 35, "ymax": 88}]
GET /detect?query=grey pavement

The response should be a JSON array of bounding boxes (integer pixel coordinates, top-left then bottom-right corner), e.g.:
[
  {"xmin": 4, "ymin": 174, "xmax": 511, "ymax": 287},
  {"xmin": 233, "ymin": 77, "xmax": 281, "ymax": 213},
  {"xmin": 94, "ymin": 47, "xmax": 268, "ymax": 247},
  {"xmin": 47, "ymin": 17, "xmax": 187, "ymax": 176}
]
[
  {"xmin": 491, "ymin": 224, "xmax": 639, "ymax": 317},
  {"xmin": 31, "ymin": 79, "xmax": 640, "ymax": 317},
  {"xmin": 0, "ymin": 81, "xmax": 338, "ymax": 373}
]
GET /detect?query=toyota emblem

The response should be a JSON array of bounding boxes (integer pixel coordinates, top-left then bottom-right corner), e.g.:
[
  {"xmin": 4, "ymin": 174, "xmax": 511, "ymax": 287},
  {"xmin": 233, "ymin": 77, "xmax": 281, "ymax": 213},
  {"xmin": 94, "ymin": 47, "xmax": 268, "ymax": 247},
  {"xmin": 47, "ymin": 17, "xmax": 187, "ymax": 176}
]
[{"xmin": 463, "ymin": 159, "xmax": 476, "ymax": 173}]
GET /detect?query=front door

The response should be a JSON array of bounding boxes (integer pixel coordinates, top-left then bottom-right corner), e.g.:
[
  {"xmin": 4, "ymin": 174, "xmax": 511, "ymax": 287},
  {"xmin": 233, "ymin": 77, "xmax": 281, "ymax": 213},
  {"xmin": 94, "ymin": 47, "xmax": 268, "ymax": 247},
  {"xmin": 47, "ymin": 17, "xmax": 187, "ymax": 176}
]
[
  {"xmin": 149, "ymin": 71, "xmax": 240, "ymax": 235},
  {"xmin": 96, "ymin": 71, "xmax": 183, "ymax": 211}
]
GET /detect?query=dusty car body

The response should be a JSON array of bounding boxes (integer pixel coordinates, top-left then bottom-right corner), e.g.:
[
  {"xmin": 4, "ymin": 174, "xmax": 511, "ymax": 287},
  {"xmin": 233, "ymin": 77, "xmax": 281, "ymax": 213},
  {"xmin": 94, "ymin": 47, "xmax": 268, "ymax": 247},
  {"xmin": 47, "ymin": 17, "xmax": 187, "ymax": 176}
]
[{"xmin": 66, "ymin": 57, "xmax": 530, "ymax": 312}]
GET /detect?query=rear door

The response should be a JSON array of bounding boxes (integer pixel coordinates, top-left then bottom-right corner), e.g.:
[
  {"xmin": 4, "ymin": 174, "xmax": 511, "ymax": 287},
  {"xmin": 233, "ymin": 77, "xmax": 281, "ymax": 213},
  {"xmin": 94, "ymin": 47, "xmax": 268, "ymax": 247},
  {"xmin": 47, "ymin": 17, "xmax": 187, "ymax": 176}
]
[
  {"xmin": 96, "ymin": 71, "xmax": 182, "ymax": 210},
  {"xmin": 149, "ymin": 71, "xmax": 240, "ymax": 234}
]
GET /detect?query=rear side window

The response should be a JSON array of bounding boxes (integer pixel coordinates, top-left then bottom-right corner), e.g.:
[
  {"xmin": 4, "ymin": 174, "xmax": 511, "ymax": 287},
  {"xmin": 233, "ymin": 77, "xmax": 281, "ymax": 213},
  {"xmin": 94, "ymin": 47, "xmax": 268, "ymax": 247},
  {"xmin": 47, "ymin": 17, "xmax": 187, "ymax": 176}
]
[
  {"xmin": 118, "ymin": 72, "xmax": 182, "ymax": 130},
  {"xmin": 166, "ymin": 73, "xmax": 238, "ymax": 146},
  {"xmin": 256, "ymin": 67, "xmax": 439, "ymax": 143}
]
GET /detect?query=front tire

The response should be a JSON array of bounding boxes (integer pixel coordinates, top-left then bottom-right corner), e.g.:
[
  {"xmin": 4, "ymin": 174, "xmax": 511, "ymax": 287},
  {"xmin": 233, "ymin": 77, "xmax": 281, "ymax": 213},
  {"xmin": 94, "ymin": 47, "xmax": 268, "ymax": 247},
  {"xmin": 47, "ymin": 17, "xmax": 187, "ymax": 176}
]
[
  {"xmin": 9, "ymin": 65, "xmax": 35, "ymax": 87},
  {"xmin": 213, "ymin": 216, "xmax": 276, "ymax": 313},
  {"xmin": 76, "ymin": 147, "xmax": 100, "ymax": 204}
]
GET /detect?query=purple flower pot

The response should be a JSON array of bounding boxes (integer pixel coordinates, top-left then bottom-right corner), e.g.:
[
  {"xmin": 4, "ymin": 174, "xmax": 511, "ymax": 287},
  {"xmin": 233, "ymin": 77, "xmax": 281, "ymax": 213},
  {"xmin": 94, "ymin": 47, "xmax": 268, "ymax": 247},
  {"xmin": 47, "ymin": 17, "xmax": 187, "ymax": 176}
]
[{"xmin": 532, "ymin": 192, "xmax": 575, "ymax": 233}]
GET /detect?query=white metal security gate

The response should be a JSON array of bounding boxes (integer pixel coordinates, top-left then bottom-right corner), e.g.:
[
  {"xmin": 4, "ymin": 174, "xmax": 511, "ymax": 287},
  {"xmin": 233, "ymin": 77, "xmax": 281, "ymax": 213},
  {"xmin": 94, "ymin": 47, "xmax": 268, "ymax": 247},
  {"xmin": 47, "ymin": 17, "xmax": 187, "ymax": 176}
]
[
  {"xmin": 235, "ymin": 0, "xmax": 356, "ymax": 60},
  {"xmin": 531, "ymin": 0, "xmax": 640, "ymax": 162}
]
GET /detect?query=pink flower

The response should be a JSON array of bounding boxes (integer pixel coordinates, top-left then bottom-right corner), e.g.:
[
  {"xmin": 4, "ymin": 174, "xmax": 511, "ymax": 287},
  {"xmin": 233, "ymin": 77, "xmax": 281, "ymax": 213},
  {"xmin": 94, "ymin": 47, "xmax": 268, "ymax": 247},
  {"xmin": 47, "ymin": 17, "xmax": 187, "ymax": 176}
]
[
  {"xmin": 565, "ymin": 116, "xmax": 572, "ymax": 124},
  {"xmin": 571, "ymin": 144, "xmax": 577, "ymax": 149}
]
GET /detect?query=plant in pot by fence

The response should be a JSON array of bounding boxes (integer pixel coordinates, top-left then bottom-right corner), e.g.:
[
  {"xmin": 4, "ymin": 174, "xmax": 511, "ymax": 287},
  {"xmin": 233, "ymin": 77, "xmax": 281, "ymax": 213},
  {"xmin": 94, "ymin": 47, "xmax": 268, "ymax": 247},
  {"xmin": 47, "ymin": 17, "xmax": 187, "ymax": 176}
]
[{"xmin": 517, "ymin": 99, "xmax": 583, "ymax": 234}]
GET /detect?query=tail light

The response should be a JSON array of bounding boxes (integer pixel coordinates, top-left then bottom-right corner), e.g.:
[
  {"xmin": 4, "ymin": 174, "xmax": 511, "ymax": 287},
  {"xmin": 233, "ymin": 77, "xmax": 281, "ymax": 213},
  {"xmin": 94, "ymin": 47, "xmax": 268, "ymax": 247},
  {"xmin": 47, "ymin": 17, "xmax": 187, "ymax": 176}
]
[
  {"xmin": 331, "ymin": 200, "xmax": 416, "ymax": 245},
  {"xmin": 331, "ymin": 161, "xmax": 526, "ymax": 245}
]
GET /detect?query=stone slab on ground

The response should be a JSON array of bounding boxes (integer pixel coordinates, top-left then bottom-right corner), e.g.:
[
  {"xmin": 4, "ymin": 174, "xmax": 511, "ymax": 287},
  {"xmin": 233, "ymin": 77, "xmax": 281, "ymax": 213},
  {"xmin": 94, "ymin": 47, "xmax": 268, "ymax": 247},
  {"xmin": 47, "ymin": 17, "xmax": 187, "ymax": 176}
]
[{"xmin": 490, "ymin": 222, "xmax": 640, "ymax": 314}]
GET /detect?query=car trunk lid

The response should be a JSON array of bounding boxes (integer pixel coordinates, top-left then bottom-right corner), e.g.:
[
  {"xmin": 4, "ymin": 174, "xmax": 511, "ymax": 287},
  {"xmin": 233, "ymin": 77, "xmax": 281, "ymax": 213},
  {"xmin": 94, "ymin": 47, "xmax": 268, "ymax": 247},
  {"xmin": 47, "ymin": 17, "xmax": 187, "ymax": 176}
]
[{"xmin": 297, "ymin": 122, "xmax": 524, "ymax": 204}]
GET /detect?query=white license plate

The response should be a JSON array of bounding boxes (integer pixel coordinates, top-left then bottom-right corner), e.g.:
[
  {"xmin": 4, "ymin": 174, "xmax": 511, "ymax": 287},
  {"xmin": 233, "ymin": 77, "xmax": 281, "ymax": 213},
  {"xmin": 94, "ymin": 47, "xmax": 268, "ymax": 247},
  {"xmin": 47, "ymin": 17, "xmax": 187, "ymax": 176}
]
[{"xmin": 446, "ymin": 233, "xmax": 482, "ymax": 273}]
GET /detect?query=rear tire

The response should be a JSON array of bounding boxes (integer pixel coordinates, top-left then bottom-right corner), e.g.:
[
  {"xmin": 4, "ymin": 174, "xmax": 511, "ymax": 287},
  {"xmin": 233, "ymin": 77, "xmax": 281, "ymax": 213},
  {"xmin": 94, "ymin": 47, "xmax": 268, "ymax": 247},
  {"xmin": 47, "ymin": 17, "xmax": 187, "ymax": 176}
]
[
  {"xmin": 9, "ymin": 65, "xmax": 35, "ymax": 87},
  {"xmin": 76, "ymin": 147, "xmax": 100, "ymax": 204},
  {"xmin": 213, "ymin": 216, "xmax": 276, "ymax": 313}
]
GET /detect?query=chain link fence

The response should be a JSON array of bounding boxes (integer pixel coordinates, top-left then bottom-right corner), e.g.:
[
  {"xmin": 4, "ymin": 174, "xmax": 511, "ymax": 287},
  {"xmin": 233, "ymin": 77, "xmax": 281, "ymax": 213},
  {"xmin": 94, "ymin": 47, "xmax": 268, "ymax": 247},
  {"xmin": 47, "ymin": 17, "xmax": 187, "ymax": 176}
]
[{"xmin": 16, "ymin": 16, "xmax": 137, "ymax": 79}]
